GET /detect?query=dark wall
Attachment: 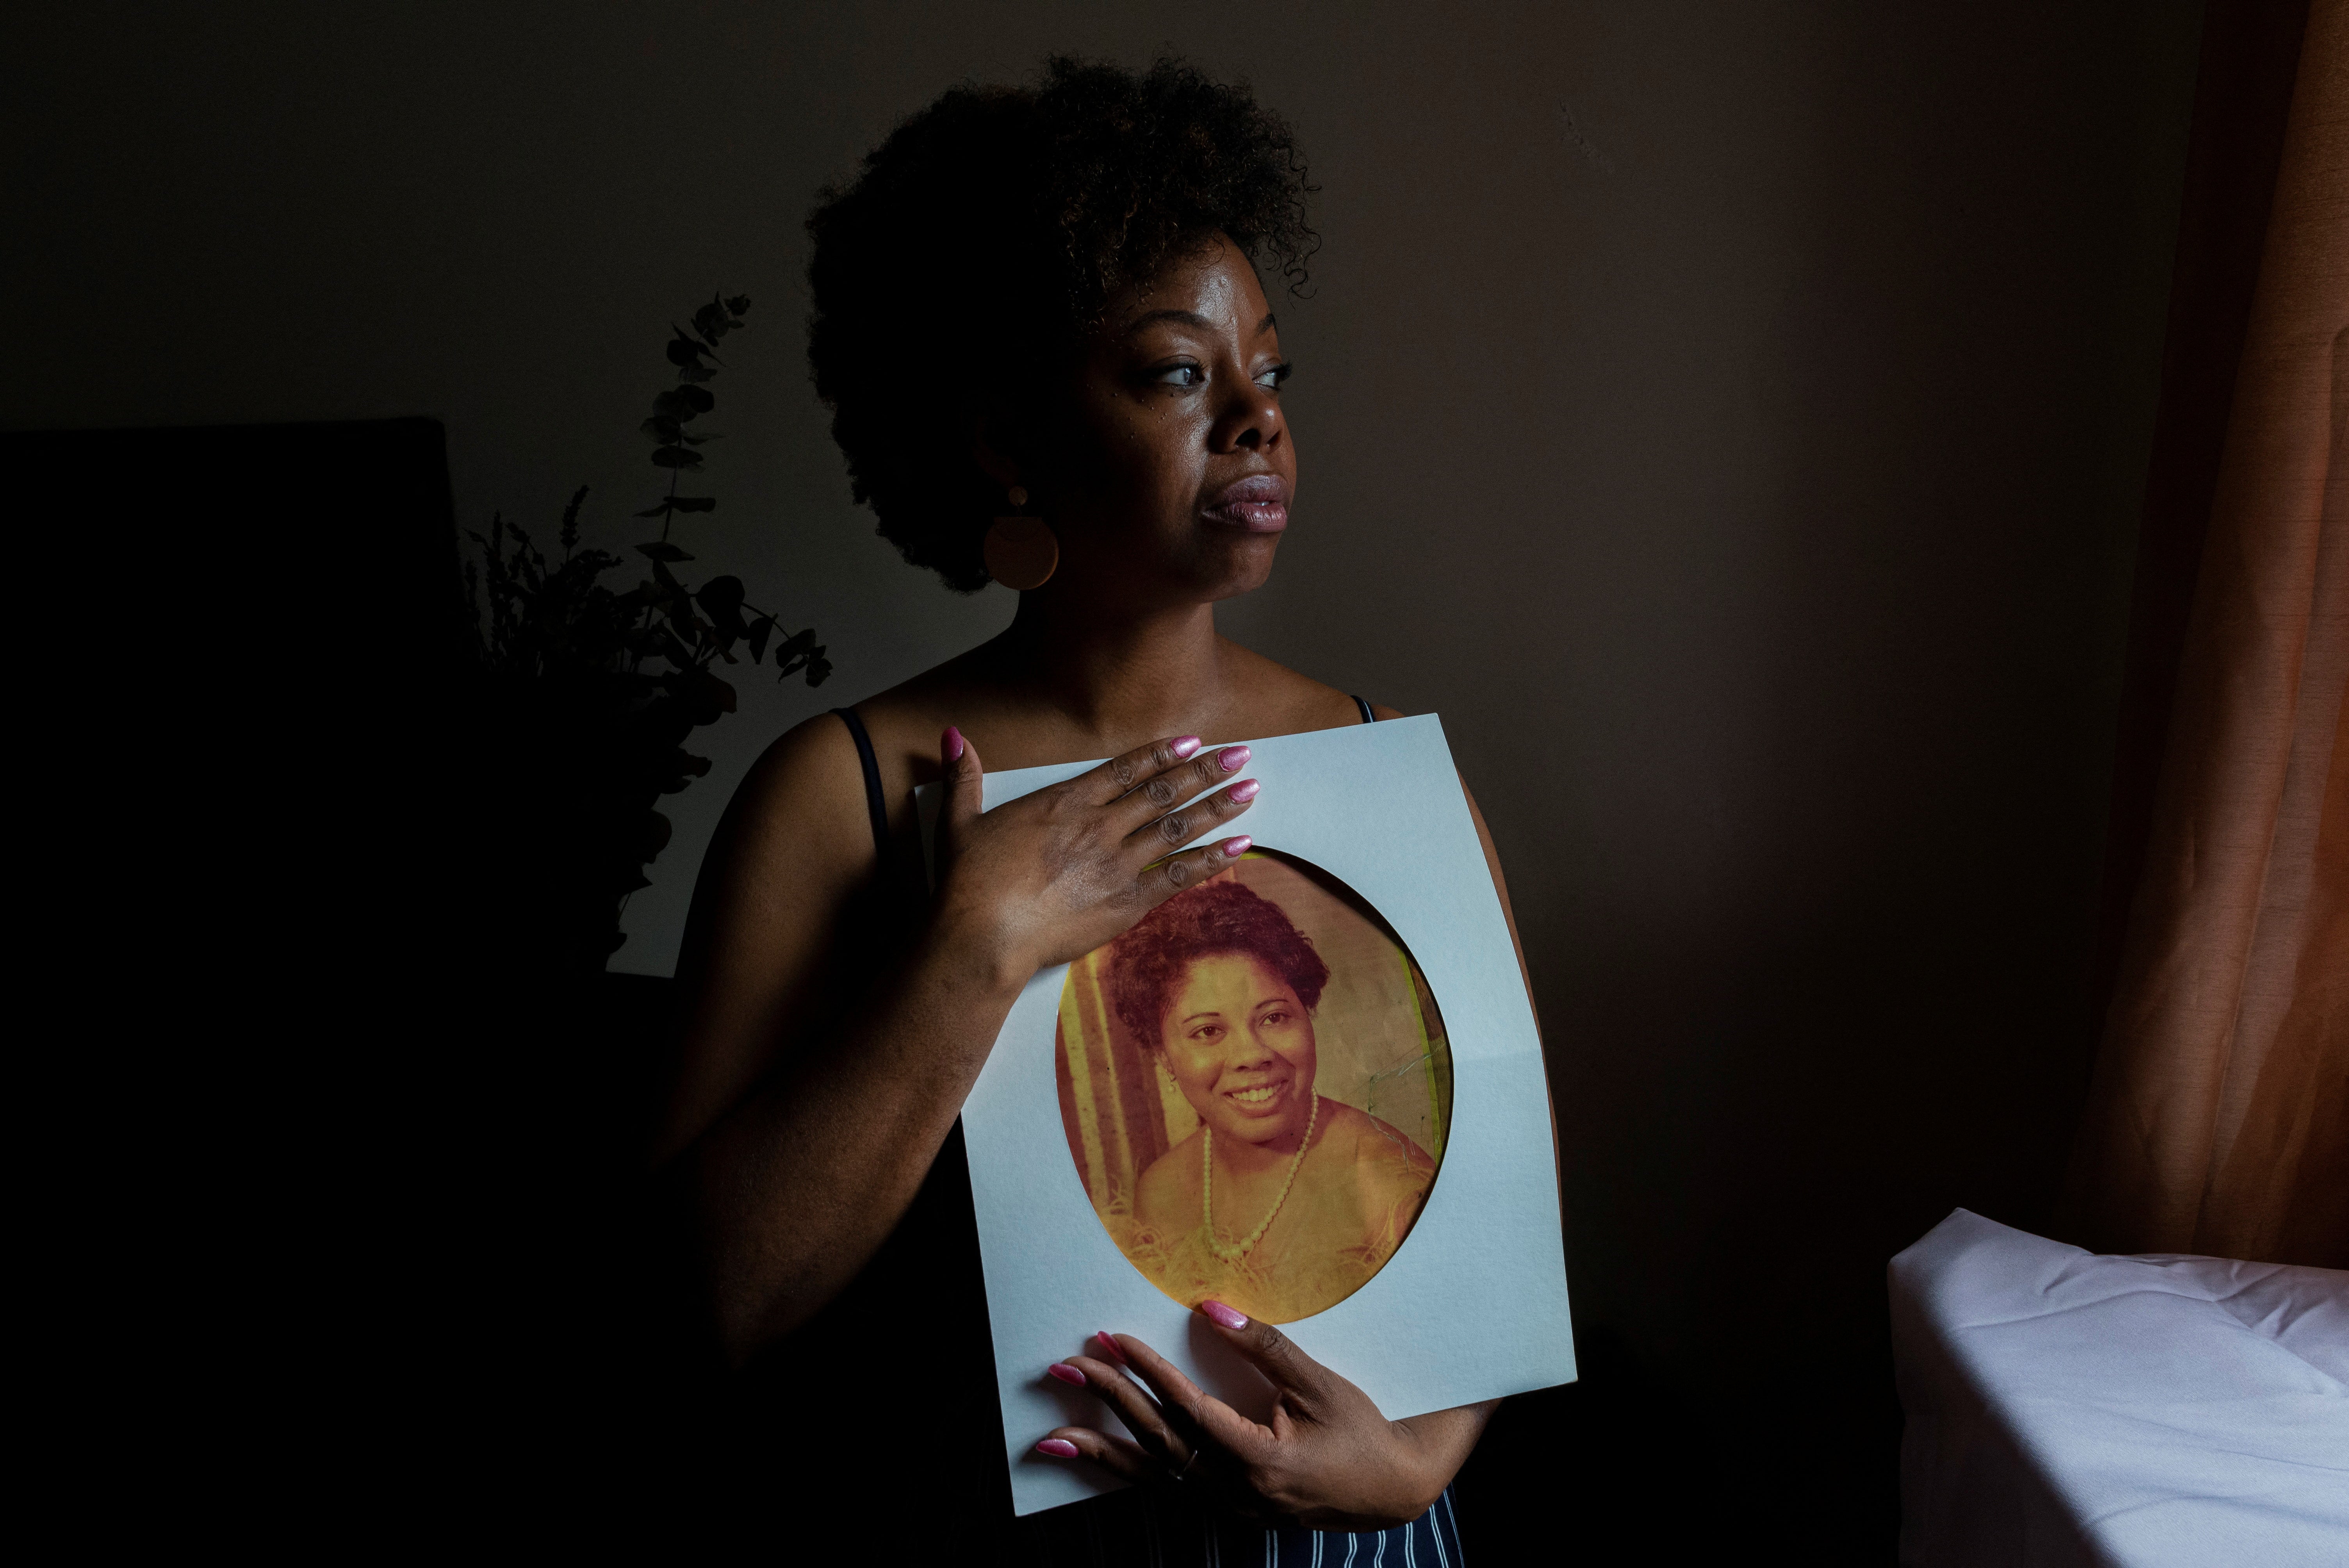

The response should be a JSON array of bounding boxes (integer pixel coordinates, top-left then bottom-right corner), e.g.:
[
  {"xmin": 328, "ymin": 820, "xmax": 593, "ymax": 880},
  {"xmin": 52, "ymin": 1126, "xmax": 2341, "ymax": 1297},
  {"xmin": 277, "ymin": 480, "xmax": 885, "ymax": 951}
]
[{"xmin": 7, "ymin": 3, "xmax": 2204, "ymax": 1555}]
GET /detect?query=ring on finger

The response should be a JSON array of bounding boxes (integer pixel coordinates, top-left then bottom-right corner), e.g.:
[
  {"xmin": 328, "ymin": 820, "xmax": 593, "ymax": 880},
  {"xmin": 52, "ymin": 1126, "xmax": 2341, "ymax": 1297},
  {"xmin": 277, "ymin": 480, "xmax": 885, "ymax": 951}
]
[{"xmin": 1172, "ymin": 1449, "xmax": 1198, "ymax": 1480}]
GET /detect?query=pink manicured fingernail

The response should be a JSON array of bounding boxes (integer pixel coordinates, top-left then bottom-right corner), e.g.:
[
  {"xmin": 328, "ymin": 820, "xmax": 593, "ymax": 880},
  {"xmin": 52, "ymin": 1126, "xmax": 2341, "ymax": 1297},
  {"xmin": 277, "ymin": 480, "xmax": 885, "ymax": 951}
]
[
  {"xmin": 1035, "ymin": 1438, "xmax": 1080, "ymax": 1458},
  {"xmin": 1227, "ymin": 778, "xmax": 1260, "ymax": 803},
  {"xmin": 1200, "ymin": 1300, "xmax": 1249, "ymax": 1331},
  {"xmin": 1219, "ymin": 836, "xmax": 1252, "ymax": 858},
  {"xmin": 1047, "ymin": 1362, "xmax": 1087, "ymax": 1387},
  {"xmin": 1094, "ymin": 1331, "xmax": 1127, "ymax": 1365},
  {"xmin": 1170, "ymin": 736, "xmax": 1202, "ymax": 759},
  {"xmin": 1218, "ymin": 745, "xmax": 1251, "ymax": 772},
  {"xmin": 942, "ymin": 726, "xmax": 964, "ymax": 763}
]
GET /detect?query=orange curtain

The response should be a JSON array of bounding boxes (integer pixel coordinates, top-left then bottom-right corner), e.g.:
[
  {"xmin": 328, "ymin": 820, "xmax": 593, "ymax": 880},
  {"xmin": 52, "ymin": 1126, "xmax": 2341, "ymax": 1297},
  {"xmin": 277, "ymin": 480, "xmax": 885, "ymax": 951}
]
[{"xmin": 2066, "ymin": 0, "xmax": 2347, "ymax": 1267}]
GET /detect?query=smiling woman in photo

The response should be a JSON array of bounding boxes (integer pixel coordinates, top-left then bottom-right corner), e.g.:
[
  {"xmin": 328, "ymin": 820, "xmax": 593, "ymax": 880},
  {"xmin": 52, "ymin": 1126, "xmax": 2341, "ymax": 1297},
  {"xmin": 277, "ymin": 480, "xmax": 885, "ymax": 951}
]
[{"xmin": 1105, "ymin": 876, "xmax": 1437, "ymax": 1324}]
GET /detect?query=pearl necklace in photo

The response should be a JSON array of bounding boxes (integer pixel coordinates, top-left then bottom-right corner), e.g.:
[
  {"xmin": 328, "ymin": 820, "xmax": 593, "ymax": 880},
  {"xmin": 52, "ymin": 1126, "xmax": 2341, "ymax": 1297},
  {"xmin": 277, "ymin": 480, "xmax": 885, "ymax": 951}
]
[{"xmin": 1201, "ymin": 1091, "xmax": 1319, "ymax": 1263}]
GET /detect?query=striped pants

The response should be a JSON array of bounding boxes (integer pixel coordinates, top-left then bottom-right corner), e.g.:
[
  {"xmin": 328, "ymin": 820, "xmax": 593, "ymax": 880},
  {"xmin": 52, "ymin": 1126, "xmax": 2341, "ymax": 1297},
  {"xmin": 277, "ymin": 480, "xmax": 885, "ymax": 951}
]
[
  {"xmin": 1263, "ymin": 1490, "xmax": 1464, "ymax": 1566},
  {"xmin": 1021, "ymin": 1485, "xmax": 1465, "ymax": 1566}
]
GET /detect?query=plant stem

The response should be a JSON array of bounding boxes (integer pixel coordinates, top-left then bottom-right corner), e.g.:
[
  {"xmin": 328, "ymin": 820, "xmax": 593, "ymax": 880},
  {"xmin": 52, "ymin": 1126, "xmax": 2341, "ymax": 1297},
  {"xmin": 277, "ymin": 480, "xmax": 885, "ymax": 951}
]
[{"xmin": 662, "ymin": 437, "xmax": 681, "ymax": 544}]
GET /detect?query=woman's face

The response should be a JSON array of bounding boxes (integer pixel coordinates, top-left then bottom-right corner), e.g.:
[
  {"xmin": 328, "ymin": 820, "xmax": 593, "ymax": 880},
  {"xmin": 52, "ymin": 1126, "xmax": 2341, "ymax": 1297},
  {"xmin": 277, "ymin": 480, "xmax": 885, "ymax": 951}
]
[
  {"xmin": 1031, "ymin": 232, "xmax": 1295, "ymax": 608},
  {"xmin": 1157, "ymin": 952, "xmax": 1318, "ymax": 1147}
]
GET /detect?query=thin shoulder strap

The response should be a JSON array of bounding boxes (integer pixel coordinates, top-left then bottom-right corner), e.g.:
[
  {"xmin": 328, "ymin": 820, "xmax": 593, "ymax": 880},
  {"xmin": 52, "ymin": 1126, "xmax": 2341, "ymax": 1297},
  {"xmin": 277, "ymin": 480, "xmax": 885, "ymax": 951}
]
[
  {"xmin": 1351, "ymin": 694, "xmax": 1378, "ymax": 724},
  {"xmin": 831, "ymin": 707, "xmax": 892, "ymax": 868}
]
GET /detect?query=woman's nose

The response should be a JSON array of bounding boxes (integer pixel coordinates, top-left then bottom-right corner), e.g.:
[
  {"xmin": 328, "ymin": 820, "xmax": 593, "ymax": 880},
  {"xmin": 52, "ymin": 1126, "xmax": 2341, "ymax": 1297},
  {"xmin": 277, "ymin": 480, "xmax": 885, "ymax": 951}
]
[{"xmin": 1211, "ymin": 379, "xmax": 1282, "ymax": 454}]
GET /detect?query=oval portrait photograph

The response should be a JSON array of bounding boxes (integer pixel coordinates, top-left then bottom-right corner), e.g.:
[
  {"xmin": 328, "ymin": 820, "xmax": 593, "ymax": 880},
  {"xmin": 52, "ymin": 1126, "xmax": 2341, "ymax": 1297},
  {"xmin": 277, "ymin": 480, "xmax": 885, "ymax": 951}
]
[{"xmin": 1054, "ymin": 850, "xmax": 1453, "ymax": 1324}]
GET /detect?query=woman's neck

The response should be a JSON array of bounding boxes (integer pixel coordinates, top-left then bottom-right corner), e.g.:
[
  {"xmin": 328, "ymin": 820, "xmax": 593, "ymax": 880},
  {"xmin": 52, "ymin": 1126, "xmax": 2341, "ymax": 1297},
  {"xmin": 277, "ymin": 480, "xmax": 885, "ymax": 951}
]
[
  {"xmin": 981, "ymin": 592, "xmax": 1234, "ymax": 743},
  {"xmin": 1213, "ymin": 1107, "xmax": 1313, "ymax": 1176}
]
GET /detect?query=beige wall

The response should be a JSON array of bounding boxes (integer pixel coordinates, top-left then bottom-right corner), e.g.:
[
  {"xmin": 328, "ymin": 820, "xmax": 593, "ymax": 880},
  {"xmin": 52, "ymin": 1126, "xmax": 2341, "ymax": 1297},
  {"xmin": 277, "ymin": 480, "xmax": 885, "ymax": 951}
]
[{"xmin": 7, "ymin": 0, "xmax": 2203, "ymax": 1538}]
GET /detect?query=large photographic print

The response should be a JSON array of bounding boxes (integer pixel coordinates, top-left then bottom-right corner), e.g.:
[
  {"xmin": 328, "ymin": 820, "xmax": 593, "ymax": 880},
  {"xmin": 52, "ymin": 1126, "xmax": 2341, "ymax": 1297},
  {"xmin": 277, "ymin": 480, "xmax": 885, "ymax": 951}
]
[
  {"xmin": 943, "ymin": 715, "xmax": 1574, "ymax": 1517},
  {"xmin": 1055, "ymin": 852, "xmax": 1453, "ymax": 1324}
]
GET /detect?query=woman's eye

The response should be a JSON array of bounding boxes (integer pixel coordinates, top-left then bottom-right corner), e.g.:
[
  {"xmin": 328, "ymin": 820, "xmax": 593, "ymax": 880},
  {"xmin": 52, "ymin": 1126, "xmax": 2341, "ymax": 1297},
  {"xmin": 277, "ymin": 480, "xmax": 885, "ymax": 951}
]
[
  {"xmin": 1191, "ymin": 1024, "xmax": 1223, "ymax": 1042},
  {"xmin": 1261, "ymin": 1010, "xmax": 1289, "ymax": 1026},
  {"xmin": 1153, "ymin": 363, "xmax": 1205, "ymax": 387},
  {"xmin": 1253, "ymin": 362, "xmax": 1293, "ymax": 390}
]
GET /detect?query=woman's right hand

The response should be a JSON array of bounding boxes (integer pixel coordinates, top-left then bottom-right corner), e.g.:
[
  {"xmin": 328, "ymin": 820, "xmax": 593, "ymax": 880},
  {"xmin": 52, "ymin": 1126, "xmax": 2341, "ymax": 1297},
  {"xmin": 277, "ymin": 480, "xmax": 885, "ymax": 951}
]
[{"xmin": 931, "ymin": 728, "xmax": 1260, "ymax": 987}]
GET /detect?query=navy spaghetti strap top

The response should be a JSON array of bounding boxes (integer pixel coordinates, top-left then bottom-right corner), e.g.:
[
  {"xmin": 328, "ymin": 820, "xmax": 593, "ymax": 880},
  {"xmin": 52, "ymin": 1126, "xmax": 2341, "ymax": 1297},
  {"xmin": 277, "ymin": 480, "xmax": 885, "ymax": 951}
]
[{"xmin": 815, "ymin": 698, "xmax": 1467, "ymax": 1566}]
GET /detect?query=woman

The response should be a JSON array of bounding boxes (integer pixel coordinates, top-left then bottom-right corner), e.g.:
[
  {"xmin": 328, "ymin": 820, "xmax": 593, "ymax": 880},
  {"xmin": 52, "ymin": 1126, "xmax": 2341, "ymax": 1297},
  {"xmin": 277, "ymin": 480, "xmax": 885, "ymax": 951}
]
[
  {"xmin": 657, "ymin": 57, "xmax": 1540, "ymax": 1559},
  {"xmin": 1105, "ymin": 877, "xmax": 1437, "ymax": 1325}
]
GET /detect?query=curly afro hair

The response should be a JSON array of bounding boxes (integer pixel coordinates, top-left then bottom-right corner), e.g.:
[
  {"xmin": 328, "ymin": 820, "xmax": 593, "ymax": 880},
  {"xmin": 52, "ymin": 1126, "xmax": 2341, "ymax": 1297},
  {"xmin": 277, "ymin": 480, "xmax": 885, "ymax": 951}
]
[
  {"xmin": 1105, "ymin": 877, "xmax": 1330, "ymax": 1049},
  {"xmin": 805, "ymin": 57, "xmax": 1317, "ymax": 592}
]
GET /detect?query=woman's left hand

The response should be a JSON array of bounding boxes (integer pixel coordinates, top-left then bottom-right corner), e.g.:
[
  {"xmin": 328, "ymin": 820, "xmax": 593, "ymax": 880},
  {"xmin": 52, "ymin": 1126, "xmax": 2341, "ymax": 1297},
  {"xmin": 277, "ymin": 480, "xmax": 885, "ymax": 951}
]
[{"xmin": 1036, "ymin": 1303, "xmax": 1497, "ymax": 1531}]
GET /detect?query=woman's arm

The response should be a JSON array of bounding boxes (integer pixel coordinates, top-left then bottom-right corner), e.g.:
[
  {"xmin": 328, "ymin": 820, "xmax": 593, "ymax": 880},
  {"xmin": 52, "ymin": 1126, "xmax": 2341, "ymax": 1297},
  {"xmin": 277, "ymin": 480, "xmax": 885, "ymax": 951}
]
[{"xmin": 655, "ymin": 722, "xmax": 1259, "ymax": 1361}]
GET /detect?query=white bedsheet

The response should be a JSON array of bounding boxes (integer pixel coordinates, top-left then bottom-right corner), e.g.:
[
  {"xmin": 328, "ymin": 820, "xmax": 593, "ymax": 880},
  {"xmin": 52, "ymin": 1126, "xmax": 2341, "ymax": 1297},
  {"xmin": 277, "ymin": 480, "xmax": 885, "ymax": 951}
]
[{"xmin": 1890, "ymin": 1208, "xmax": 2349, "ymax": 1567}]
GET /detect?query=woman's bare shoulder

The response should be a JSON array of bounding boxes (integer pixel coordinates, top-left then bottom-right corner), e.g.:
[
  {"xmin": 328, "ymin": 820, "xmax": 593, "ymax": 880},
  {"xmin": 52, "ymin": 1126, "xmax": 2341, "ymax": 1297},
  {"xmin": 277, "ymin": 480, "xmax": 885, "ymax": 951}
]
[
  {"xmin": 1135, "ymin": 1131, "xmax": 1202, "ymax": 1224},
  {"xmin": 686, "ymin": 706, "xmax": 907, "ymax": 924},
  {"xmin": 718, "ymin": 708, "xmax": 872, "ymax": 856},
  {"xmin": 1319, "ymin": 1100, "xmax": 1436, "ymax": 1183},
  {"xmin": 810, "ymin": 654, "xmax": 1016, "ymax": 811}
]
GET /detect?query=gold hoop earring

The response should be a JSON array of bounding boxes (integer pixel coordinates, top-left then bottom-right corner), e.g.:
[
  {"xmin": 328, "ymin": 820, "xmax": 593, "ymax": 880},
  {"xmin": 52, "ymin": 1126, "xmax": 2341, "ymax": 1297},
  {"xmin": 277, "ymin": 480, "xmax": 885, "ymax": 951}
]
[{"xmin": 983, "ymin": 484, "xmax": 1057, "ymax": 591}]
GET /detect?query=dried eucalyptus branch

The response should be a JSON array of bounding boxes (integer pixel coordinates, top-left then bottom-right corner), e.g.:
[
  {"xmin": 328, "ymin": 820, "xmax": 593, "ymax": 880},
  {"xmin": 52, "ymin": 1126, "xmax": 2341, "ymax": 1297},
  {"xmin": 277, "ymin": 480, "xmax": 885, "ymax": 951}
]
[{"xmin": 465, "ymin": 291, "xmax": 831, "ymax": 967}]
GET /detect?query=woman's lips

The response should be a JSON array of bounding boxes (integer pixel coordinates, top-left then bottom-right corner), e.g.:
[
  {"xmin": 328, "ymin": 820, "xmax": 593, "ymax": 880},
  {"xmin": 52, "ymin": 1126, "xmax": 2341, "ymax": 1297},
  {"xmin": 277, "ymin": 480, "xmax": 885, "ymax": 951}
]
[
  {"xmin": 1223, "ymin": 1077, "xmax": 1291, "ymax": 1116},
  {"xmin": 1201, "ymin": 474, "xmax": 1290, "ymax": 533}
]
